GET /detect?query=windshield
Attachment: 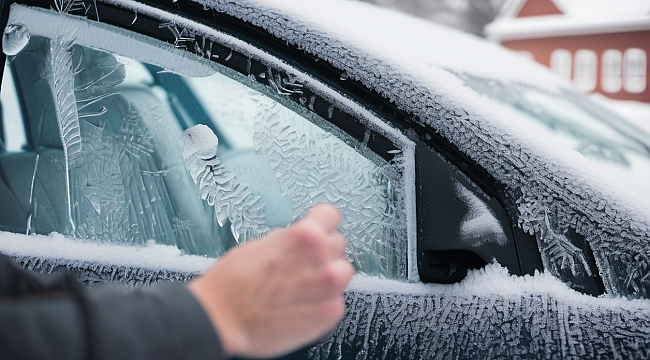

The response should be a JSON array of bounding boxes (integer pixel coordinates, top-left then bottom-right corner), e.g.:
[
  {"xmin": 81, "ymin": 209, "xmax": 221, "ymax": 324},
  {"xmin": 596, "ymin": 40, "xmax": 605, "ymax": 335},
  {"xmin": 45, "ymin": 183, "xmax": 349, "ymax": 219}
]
[{"xmin": 456, "ymin": 72, "xmax": 650, "ymax": 197}]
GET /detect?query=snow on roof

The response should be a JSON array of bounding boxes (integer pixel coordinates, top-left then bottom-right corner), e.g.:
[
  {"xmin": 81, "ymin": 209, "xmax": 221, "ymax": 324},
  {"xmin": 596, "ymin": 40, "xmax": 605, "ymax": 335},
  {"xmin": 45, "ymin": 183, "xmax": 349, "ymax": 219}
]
[{"xmin": 487, "ymin": 0, "xmax": 650, "ymax": 41}]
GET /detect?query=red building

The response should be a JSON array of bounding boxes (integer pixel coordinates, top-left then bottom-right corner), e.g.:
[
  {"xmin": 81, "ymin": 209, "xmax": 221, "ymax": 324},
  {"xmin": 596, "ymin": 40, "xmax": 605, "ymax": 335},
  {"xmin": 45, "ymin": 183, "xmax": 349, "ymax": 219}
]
[{"xmin": 486, "ymin": 0, "xmax": 650, "ymax": 102}]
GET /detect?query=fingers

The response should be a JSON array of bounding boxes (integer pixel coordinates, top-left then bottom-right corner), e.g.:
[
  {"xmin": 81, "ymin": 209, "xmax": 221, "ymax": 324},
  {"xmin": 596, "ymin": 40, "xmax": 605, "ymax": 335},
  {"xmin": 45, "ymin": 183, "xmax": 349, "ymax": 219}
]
[
  {"xmin": 329, "ymin": 232, "xmax": 346, "ymax": 259},
  {"xmin": 293, "ymin": 258, "xmax": 355, "ymax": 303},
  {"xmin": 304, "ymin": 203, "xmax": 341, "ymax": 234},
  {"xmin": 329, "ymin": 258, "xmax": 355, "ymax": 289}
]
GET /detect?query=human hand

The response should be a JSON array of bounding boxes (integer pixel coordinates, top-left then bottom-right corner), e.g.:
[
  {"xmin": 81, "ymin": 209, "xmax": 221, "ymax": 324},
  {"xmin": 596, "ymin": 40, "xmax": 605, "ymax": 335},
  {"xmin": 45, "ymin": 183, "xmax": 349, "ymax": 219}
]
[{"xmin": 187, "ymin": 203, "xmax": 354, "ymax": 358}]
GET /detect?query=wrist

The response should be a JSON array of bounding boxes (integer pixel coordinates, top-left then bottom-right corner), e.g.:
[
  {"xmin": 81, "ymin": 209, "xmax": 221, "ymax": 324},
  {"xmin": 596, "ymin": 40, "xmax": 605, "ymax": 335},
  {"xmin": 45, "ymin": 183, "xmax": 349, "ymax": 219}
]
[{"xmin": 186, "ymin": 278, "xmax": 249, "ymax": 357}]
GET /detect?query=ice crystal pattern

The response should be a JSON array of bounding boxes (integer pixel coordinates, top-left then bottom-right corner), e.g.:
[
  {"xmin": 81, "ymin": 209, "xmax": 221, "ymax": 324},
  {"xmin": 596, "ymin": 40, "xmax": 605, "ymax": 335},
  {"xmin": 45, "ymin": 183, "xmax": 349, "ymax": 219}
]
[
  {"xmin": 309, "ymin": 266, "xmax": 650, "ymax": 360},
  {"xmin": 50, "ymin": 33, "xmax": 82, "ymax": 235},
  {"xmin": 253, "ymin": 101, "xmax": 407, "ymax": 279},
  {"xmin": 182, "ymin": 125, "xmax": 269, "ymax": 243},
  {"xmin": 11, "ymin": 254, "xmax": 196, "ymax": 288},
  {"xmin": 194, "ymin": 0, "xmax": 650, "ymax": 296}
]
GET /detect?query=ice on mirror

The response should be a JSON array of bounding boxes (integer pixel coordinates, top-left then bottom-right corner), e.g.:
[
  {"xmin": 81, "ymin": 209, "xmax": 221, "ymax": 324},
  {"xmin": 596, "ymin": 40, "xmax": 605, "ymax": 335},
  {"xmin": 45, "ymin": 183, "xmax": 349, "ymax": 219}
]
[
  {"xmin": 2, "ymin": 23, "xmax": 29, "ymax": 56},
  {"xmin": 182, "ymin": 124, "xmax": 269, "ymax": 243}
]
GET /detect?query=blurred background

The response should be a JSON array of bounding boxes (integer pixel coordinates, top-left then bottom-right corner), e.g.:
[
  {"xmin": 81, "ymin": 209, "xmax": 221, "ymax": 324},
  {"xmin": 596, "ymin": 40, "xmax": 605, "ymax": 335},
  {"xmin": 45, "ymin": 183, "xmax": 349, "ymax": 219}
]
[{"xmin": 356, "ymin": 0, "xmax": 650, "ymax": 132}]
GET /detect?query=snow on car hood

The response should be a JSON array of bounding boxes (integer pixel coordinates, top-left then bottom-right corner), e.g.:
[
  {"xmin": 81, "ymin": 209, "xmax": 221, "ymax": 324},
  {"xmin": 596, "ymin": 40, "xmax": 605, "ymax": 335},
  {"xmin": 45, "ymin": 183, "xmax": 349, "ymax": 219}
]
[{"xmin": 171, "ymin": 0, "xmax": 650, "ymax": 297}]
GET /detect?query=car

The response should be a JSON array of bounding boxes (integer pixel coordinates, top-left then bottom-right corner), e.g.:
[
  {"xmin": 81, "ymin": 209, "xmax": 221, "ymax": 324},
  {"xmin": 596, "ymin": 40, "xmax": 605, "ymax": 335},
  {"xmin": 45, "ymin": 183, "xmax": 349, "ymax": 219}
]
[{"xmin": 1, "ymin": 0, "xmax": 650, "ymax": 358}]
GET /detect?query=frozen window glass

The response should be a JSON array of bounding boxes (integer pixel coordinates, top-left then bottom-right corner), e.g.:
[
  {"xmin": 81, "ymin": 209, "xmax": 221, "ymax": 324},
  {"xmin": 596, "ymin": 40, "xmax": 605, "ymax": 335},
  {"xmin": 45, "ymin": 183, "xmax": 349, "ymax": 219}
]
[
  {"xmin": 550, "ymin": 49, "xmax": 572, "ymax": 80},
  {"xmin": 1, "ymin": 34, "xmax": 409, "ymax": 279},
  {"xmin": 624, "ymin": 48, "xmax": 647, "ymax": 94},
  {"xmin": 574, "ymin": 49, "xmax": 597, "ymax": 92},
  {"xmin": 601, "ymin": 49, "xmax": 622, "ymax": 93},
  {"xmin": 184, "ymin": 73, "xmax": 409, "ymax": 279}
]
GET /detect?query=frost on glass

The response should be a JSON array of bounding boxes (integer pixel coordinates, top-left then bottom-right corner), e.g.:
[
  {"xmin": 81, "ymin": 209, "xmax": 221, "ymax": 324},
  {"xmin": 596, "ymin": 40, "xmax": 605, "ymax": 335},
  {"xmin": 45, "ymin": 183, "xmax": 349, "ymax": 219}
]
[
  {"xmin": 253, "ymin": 100, "xmax": 408, "ymax": 279},
  {"xmin": 8, "ymin": 34, "xmax": 224, "ymax": 256},
  {"xmin": 182, "ymin": 124, "xmax": 269, "ymax": 243},
  {"xmin": 49, "ymin": 33, "xmax": 82, "ymax": 236}
]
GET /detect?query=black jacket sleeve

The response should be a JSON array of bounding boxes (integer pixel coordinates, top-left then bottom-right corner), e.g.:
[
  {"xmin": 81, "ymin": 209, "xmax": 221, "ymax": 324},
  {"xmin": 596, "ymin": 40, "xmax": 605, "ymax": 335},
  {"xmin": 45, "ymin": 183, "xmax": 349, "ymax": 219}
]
[{"xmin": 0, "ymin": 254, "xmax": 227, "ymax": 360}]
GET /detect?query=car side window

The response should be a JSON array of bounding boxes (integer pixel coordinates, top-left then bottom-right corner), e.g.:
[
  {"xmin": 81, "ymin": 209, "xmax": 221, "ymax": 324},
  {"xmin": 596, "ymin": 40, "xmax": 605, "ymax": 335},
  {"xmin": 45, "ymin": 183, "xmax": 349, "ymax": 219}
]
[{"xmin": 0, "ymin": 23, "xmax": 410, "ymax": 279}]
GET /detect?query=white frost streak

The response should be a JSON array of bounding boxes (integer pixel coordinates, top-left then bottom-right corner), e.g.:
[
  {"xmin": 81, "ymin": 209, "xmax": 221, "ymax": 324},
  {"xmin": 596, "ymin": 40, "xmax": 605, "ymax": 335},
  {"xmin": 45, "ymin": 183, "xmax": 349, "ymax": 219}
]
[
  {"xmin": 50, "ymin": 31, "xmax": 81, "ymax": 235},
  {"xmin": 182, "ymin": 125, "xmax": 269, "ymax": 242},
  {"xmin": 456, "ymin": 182, "xmax": 507, "ymax": 247}
]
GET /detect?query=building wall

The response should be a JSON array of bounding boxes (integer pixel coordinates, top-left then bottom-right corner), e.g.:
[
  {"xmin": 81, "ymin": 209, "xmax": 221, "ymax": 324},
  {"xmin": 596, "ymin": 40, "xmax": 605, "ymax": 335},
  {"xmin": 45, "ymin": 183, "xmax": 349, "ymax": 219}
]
[{"xmin": 502, "ymin": 30, "xmax": 650, "ymax": 102}]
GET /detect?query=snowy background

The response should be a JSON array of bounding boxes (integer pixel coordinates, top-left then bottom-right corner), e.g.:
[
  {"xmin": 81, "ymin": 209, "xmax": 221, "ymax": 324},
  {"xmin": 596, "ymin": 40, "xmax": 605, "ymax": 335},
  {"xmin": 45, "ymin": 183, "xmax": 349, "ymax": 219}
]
[{"xmin": 355, "ymin": 0, "xmax": 650, "ymax": 134}]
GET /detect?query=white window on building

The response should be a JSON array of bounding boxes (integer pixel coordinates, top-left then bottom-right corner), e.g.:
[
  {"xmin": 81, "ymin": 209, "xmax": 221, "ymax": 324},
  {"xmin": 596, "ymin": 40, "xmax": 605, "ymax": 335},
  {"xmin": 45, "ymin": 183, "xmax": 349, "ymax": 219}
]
[
  {"xmin": 550, "ymin": 49, "xmax": 572, "ymax": 80},
  {"xmin": 623, "ymin": 48, "xmax": 647, "ymax": 93},
  {"xmin": 601, "ymin": 49, "xmax": 622, "ymax": 93},
  {"xmin": 574, "ymin": 49, "xmax": 597, "ymax": 92}
]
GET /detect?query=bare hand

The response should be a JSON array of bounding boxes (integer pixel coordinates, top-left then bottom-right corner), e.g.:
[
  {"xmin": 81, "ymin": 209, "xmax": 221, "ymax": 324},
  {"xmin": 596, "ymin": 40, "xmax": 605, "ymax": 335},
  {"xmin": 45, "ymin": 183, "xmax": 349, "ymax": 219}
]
[{"xmin": 187, "ymin": 204, "xmax": 354, "ymax": 358}]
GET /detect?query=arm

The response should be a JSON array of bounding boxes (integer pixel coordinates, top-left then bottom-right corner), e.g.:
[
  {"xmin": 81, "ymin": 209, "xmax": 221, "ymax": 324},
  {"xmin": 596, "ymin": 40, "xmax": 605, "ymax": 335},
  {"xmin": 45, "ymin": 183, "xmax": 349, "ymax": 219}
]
[
  {"xmin": 0, "ymin": 255, "xmax": 224, "ymax": 360},
  {"xmin": 0, "ymin": 203, "xmax": 353, "ymax": 360},
  {"xmin": 188, "ymin": 203, "xmax": 354, "ymax": 359}
]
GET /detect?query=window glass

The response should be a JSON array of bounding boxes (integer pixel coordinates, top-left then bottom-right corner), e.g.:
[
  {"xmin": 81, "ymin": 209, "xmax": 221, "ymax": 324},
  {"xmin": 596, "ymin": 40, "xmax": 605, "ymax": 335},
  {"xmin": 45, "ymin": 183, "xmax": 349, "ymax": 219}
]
[
  {"xmin": 601, "ymin": 49, "xmax": 622, "ymax": 93},
  {"xmin": 1, "ymin": 35, "xmax": 409, "ymax": 279},
  {"xmin": 574, "ymin": 49, "xmax": 597, "ymax": 92},
  {"xmin": 624, "ymin": 48, "xmax": 647, "ymax": 93},
  {"xmin": 550, "ymin": 49, "xmax": 572, "ymax": 80}
]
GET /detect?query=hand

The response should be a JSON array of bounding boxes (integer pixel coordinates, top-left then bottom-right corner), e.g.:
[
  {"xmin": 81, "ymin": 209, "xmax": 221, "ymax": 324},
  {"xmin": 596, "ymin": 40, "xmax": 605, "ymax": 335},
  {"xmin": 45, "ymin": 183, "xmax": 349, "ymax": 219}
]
[{"xmin": 187, "ymin": 203, "xmax": 355, "ymax": 358}]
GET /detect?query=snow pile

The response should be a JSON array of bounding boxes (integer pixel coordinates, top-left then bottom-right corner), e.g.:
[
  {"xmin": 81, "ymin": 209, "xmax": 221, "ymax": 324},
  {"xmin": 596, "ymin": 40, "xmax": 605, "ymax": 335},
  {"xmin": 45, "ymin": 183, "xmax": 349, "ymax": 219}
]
[{"xmin": 0, "ymin": 231, "xmax": 214, "ymax": 286}]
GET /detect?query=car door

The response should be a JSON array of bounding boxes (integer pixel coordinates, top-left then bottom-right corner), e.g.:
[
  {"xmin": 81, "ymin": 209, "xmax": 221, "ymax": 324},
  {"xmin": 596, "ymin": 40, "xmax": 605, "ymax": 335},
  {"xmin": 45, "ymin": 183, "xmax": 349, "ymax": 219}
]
[
  {"xmin": 0, "ymin": 0, "xmax": 417, "ymax": 283},
  {"xmin": 0, "ymin": 0, "xmax": 646, "ymax": 359}
]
